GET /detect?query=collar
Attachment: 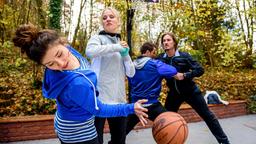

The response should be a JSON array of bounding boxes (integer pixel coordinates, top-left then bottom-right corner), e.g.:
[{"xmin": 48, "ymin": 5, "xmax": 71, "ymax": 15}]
[
  {"xmin": 99, "ymin": 30, "xmax": 121, "ymax": 39},
  {"xmin": 163, "ymin": 49, "xmax": 180, "ymax": 58}
]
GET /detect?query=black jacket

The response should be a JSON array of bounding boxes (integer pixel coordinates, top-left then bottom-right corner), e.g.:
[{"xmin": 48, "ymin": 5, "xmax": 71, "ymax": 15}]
[{"xmin": 157, "ymin": 51, "xmax": 204, "ymax": 95}]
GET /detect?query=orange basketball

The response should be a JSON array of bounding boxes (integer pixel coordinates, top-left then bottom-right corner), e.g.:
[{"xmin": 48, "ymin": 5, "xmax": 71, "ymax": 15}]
[{"xmin": 152, "ymin": 112, "xmax": 188, "ymax": 144}]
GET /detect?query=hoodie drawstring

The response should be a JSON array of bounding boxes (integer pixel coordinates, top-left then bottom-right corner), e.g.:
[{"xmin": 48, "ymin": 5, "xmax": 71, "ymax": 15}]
[{"xmin": 75, "ymin": 72, "xmax": 99, "ymax": 110}]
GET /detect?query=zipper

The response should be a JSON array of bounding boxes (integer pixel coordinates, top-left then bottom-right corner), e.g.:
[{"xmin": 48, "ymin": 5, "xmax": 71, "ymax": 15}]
[{"xmin": 169, "ymin": 56, "xmax": 181, "ymax": 95}]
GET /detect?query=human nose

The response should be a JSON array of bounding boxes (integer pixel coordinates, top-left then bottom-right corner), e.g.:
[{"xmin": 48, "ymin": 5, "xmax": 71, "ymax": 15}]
[
  {"xmin": 106, "ymin": 17, "xmax": 111, "ymax": 21},
  {"xmin": 103, "ymin": 16, "xmax": 109, "ymax": 20},
  {"xmin": 55, "ymin": 58, "xmax": 66, "ymax": 67}
]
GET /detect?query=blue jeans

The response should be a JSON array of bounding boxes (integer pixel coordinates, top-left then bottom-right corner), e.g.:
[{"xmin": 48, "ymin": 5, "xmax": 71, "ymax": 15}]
[{"xmin": 165, "ymin": 87, "xmax": 230, "ymax": 144}]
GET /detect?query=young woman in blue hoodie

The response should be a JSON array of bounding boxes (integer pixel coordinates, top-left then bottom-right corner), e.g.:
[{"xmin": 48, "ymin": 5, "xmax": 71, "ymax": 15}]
[{"xmin": 12, "ymin": 24, "xmax": 148, "ymax": 144}]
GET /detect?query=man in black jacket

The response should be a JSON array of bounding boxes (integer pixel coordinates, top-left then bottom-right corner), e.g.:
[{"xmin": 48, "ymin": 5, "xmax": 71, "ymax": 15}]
[{"xmin": 157, "ymin": 32, "xmax": 230, "ymax": 144}]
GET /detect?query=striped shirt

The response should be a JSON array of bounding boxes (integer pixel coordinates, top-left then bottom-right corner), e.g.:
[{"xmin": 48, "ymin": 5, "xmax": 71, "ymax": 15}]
[
  {"xmin": 54, "ymin": 54, "xmax": 97, "ymax": 143},
  {"xmin": 54, "ymin": 113, "xmax": 97, "ymax": 143}
]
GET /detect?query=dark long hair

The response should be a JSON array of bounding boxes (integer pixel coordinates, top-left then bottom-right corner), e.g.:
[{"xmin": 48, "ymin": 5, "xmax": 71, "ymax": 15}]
[{"xmin": 13, "ymin": 24, "xmax": 65, "ymax": 64}]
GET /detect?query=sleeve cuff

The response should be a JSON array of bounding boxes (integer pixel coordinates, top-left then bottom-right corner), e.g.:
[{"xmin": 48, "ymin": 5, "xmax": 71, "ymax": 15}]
[
  {"xmin": 112, "ymin": 44, "xmax": 123, "ymax": 52},
  {"xmin": 128, "ymin": 103, "xmax": 135, "ymax": 114}
]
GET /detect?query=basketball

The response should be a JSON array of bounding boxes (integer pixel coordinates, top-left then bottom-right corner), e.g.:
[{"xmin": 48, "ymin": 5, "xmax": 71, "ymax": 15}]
[{"xmin": 152, "ymin": 112, "xmax": 188, "ymax": 144}]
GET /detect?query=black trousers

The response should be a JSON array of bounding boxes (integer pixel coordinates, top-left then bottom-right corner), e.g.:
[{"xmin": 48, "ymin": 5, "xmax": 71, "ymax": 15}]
[
  {"xmin": 60, "ymin": 137, "xmax": 99, "ymax": 144},
  {"xmin": 95, "ymin": 117, "xmax": 127, "ymax": 144},
  {"xmin": 126, "ymin": 102, "xmax": 167, "ymax": 135},
  {"xmin": 165, "ymin": 87, "xmax": 230, "ymax": 144}
]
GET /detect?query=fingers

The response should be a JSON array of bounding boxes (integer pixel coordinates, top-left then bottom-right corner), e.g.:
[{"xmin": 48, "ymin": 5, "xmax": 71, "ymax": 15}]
[
  {"xmin": 173, "ymin": 73, "xmax": 184, "ymax": 80},
  {"xmin": 135, "ymin": 106, "xmax": 148, "ymax": 116},
  {"xmin": 133, "ymin": 99, "xmax": 149, "ymax": 126},
  {"xmin": 137, "ymin": 99, "xmax": 148, "ymax": 104},
  {"xmin": 136, "ymin": 111, "xmax": 148, "ymax": 126},
  {"xmin": 134, "ymin": 99, "xmax": 148, "ymax": 113},
  {"xmin": 120, "ymin": 41, "xmax": 128, "ymax": 47},
  {"xmin": 140, "ymin": 107, "xmax": 148, "ymax": 113},
  {"xmin": 139, "ymin": 115, "xmax": 148, "ymax": 126}
]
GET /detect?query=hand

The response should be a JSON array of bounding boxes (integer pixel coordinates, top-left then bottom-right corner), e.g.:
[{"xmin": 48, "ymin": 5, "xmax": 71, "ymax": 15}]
[
  {"xmin": 120, "ymin": 41, "xmax": 129, "ymax": 47},
  {"xmin": 174, "ymin": 72, "xmax": 185, "ymax": 80},
  {"xmin": 119, "ymin": 41, "xmax": 130, "ymax": 57},
  {"xmin": 134, "ymin": 99, "xmax": 148, "ymax": 126},
  {"xmin": 120, "ymin": 47, "xmax": 129, "ymax": 57}
]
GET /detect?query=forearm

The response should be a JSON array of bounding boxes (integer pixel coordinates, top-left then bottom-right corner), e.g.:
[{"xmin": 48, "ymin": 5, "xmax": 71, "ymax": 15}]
[
  {"xmin": 86, "ymin": 36, "xmax": 123, "ymax": 58},
  {"xmin": 184, "ymin": 66, "xmax": 204, "ymax": 79},
  {"xmin": 92, "ymin": 100, "xmax": 135, "ymax": 117},
  {"xmin": 123, "ymin": 55, "xmax": 135, "ymax": 77}
]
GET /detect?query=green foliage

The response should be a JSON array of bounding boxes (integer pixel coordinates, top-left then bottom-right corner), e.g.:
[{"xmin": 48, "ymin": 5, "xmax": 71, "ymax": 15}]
[
  {"xmin": 215, "ymin": 32, "xmax": 246, "ymax": 68},
  {"xmin": 197, "ymin": 68, "xmax": 256, "ymax": 101},
  {"xmin": 0, "ymin": 41, "xmax": 17, "ymax": 74},
  {"xmin": 248, "ymin": 95, "xmax": 256, "ymax": 113},
  {"xmin": 0, "ymin": 41, "xmax": 12, "ymax": 53},
  {"xmin": 1, "ymin": 0, "xmax": 256, "ymax": 116},
  {"xmin": 15, "ymin": 58, "xmax": 27, "ymax": 67},
  {"xmin": 49, "ymin": 0, "xmax": 63, "ymax": 29},
  {"xmin": 179, "ymin": 47, "xmax": 207, "ymax": 66},
  {"xmin": 0, "ymin": 4, "xmax": 19, "ymax": 42},
  {"xmin": 1, "ymin": 41, "xmax": 12, "ymax": 48},
  {"xmin": 252, "ymin": 54, "xmax": 256, "ymax": 69},
  {"xmin": 2, "ymin": 43, "xmax": 256, "ymax": 116},
  {"xmin": 0, "ymin": 44, "xmax": 56, "ymax": 117},
  {"xmin": 159, "ymin": 67, "xmax": 256, "ymax": 114}
]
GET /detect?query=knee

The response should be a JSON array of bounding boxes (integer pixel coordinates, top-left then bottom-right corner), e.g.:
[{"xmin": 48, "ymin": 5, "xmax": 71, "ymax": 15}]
[{"xmin": 199, "ymin": 110, "xmax": 217, "ymax": 121}]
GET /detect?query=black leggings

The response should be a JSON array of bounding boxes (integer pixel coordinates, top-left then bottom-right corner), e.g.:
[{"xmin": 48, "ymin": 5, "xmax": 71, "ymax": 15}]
[
  {"xmin": 95, "ymin": 117, "xmax": 127, "ymax": 144},
  {"xmin": 165, "ymin": 88, "xmax": 229, "ymax": 144},
  {"xmin": 60, "ymin": 137, "xmax": 99, "ymax": 144},
  {"xmin": 126, "ymin": 102, "xmax": 167, "ymax": 135}
]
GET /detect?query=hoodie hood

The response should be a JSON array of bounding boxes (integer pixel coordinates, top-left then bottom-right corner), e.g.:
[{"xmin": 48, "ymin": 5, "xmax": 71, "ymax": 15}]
[
  {"xmin": 42, "ymin": 69, "xmax": 79, "ymax": 99},
  {"xmin": 133, "ymin": 56, "xmax": 151, "ymax": 69},
  {"xmin": 42, "ymin": 46, "xmax": 92, "ymax": 99}
]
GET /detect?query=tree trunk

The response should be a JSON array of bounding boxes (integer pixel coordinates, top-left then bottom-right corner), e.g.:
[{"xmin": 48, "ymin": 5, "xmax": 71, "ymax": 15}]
[
  {"xmin": 71, "ymin": 0, "xmax": 86, "ymax": 47},
  {"xmin": 35, "ymin": 0, "xmax": 47, "ymax": 28},
  {"xmin": 89, "ymin": 0, "xmax": 93, "ymax": 37}
]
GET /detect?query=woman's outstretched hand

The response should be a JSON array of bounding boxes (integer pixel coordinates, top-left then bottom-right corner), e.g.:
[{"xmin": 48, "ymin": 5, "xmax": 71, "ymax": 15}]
[{"xmin": 134, "ymin": 99, "xmax": 148, "ymax": 126}]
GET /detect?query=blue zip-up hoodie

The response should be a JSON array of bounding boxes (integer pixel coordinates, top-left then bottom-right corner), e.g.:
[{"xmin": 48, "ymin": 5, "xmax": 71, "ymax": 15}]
[
  {"xmin": 42, "ymin": 46, "xmax": 134, "ymax": 121},
  {"xmin": 128, "ymin": 56, "xmax": 177, "ymax": 104}
]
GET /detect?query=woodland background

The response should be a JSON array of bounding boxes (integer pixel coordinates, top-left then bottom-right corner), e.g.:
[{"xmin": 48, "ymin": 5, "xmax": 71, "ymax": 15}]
[{"xmin": 0, "ymin": 0, "xmax": 256, "ymax": 117}]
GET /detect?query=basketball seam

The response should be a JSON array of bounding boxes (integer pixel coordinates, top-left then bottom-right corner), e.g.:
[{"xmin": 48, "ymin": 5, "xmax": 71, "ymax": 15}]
[
  {"xmin": 166, "ymin": 123, "xmax": 184, "ymax": 144},
  {"xmin": 153, "ymin": 119, "xmax": 181, "ymax": 135}
]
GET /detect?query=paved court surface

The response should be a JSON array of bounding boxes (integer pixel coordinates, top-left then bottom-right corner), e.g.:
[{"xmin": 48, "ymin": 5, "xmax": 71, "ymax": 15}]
[{"xmin": 2, "ymin": 114, "xmax": 256, "ymax": 144}]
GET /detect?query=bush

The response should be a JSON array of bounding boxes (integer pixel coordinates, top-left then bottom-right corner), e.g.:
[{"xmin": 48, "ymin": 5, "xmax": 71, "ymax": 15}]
[
  {"xmin": 1, "ymin": 44, "xmax": 256, "ymax": 117},
  {"xmin": 159, "ymin": 67, "xmax": 256, "ymax": 113}
]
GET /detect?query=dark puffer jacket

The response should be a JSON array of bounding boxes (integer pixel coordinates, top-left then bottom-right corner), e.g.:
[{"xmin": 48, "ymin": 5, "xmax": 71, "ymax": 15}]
[{"xmin": 157, "ymin": 51, "xmax": 204, "ymax": 95}]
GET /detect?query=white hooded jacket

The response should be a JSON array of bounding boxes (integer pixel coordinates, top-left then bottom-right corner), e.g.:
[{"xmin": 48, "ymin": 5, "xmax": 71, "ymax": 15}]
[{"xmin": 86, "ymin": 33, "xmax": 135, "ymax": 104}]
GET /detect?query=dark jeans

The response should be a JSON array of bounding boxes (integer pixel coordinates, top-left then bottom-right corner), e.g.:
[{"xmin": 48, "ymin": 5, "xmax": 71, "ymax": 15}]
[
  {"xmin": 126, "ymin": 102, "xmax": 167, "ymax": 135},
  {"xmin": 165, "ymin": 88, "xmax": 230, "ymax": 144},
  {"xmin": 60, "ymin": 137, "xmax": 99, "ymax": 144},
  {"xmin": 95, "ymin": 117, "xmax": 127, "ymax": 144}
]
